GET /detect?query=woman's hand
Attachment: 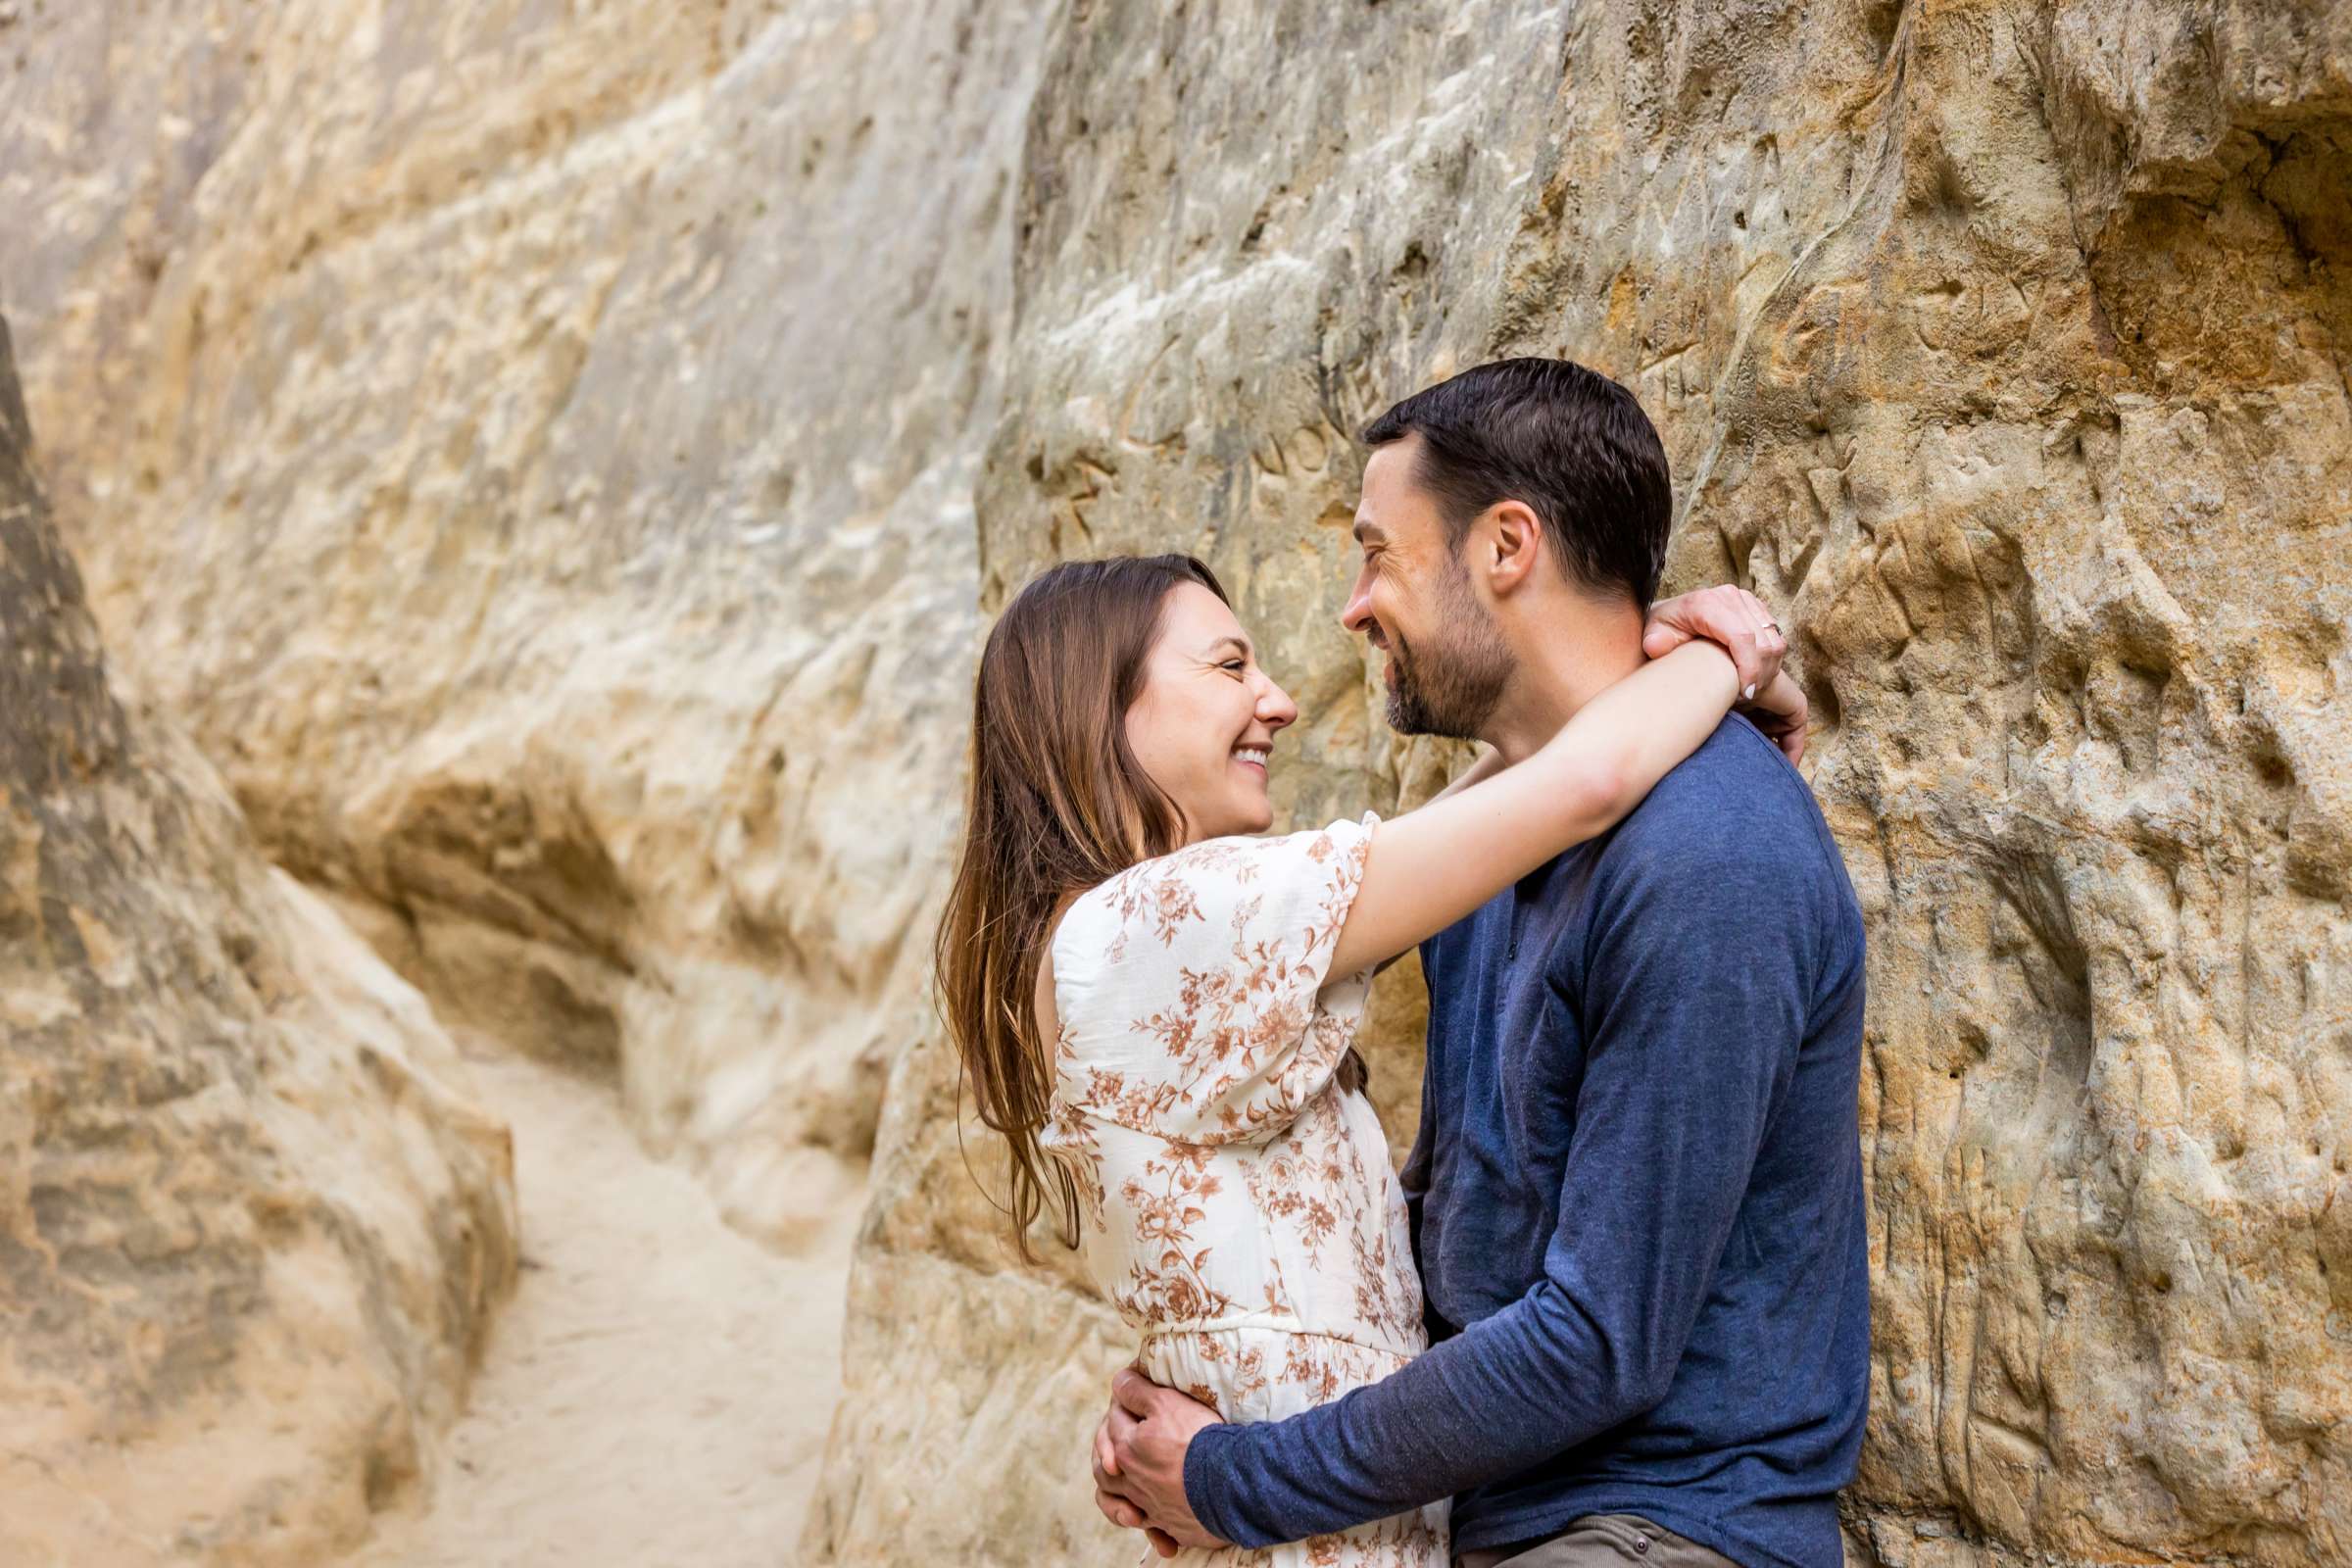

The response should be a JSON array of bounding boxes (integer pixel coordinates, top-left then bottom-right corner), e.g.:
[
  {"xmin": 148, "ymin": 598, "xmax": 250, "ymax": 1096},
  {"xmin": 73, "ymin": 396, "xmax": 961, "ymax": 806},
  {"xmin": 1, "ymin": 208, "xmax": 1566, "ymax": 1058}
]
[
  {"xmin": 1741, "ymin": 670, "xmax": 1809, "ymax": 764},
  {"xmin": 1642, "ymin": 584, "xmax": 1787, "ymax": 701},
  {"xmin": 1643, "ymin": 585, "xmax": 1807, "ymax": 762}
]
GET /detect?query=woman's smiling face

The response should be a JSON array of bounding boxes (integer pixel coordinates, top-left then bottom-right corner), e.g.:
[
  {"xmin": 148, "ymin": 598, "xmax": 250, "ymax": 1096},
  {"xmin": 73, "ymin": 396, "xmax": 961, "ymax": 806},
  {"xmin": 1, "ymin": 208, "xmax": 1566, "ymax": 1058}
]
[{"xmin": 1124, "ymin": 583, "xmax": 1298, "ymax": 845}]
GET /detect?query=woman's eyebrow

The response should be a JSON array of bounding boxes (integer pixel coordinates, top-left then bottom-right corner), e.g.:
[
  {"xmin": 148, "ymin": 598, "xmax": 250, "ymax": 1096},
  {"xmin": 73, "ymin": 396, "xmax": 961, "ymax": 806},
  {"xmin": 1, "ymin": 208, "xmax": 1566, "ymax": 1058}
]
[{"xmin": 1204, "ymin": 635, "xmax": 1252, "ymax": 661}]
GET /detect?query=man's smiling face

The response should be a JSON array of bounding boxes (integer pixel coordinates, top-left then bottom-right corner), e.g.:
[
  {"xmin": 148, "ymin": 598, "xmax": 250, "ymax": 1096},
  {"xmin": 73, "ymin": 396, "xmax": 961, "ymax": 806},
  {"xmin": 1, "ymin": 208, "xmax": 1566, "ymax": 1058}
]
[{"xmin": 1339, "ymin": 433, "xmax": 1513, "ymax": 740}]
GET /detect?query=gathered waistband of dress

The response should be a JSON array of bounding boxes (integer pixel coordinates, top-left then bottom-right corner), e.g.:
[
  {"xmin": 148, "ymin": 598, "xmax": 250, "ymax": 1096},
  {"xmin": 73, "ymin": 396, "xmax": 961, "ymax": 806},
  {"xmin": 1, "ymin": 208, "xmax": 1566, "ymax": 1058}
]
[{"xmin": 1135, "ymin": 1312, "xmax": 1421, "ymax": 1363}]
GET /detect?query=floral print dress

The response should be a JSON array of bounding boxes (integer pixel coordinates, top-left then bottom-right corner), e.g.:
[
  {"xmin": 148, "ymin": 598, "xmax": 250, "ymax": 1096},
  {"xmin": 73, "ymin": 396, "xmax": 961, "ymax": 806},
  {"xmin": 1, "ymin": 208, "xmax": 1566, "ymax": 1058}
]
[{"xmin": 1044, "ymin": 815, "xmax": 1446, "ymax": 1567}]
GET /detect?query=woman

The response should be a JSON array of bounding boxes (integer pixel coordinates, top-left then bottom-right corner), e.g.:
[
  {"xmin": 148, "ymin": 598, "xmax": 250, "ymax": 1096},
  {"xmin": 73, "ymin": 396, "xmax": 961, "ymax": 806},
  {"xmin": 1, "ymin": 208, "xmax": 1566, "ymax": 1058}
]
[{"xmin": 936, "ymin": 555, "xmax": 1793, "ymax": 1566}]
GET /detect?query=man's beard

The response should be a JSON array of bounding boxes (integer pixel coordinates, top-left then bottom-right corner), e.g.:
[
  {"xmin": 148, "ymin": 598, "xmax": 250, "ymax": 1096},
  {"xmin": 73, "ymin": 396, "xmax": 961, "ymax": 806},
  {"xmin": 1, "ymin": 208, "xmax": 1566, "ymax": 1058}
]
[{"xmin": 1382, "ymin": 563, "xmax": 1511, "ymax": 740}]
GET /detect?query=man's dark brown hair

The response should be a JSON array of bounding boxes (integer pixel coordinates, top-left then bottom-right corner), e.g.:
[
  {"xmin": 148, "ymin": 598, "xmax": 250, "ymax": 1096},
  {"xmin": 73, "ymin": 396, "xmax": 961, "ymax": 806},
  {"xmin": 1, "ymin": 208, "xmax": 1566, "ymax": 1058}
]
[{"xmin": 1360, "ymin": 357, "xmax": 1673, "ymax": 611}]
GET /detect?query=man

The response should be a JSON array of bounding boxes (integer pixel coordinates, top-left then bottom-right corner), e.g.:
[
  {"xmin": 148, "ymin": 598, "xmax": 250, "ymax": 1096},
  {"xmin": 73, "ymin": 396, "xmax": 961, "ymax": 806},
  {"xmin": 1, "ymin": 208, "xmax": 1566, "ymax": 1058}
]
[{"xmin": 1093, "ymin": 359, "xmax": 1869, "ymax": 1568}]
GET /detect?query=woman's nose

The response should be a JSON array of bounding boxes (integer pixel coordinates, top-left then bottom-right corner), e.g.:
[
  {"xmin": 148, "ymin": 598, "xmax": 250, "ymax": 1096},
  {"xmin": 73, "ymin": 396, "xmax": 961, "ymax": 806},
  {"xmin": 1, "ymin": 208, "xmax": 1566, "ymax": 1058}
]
[{"xmin": 1258, "ymin": 678, "xmax": 1298, "ymax": 731}]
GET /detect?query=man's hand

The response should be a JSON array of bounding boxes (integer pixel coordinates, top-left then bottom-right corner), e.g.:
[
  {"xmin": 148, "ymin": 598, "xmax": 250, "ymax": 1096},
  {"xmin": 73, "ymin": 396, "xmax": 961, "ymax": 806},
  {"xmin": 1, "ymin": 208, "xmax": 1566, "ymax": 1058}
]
[
  {"xmin": 1642, "ymin": 584, "xmax": 1788, "ymax": 702},
  {"xmin": 1093, "ymin": 1369, "xmax": 1230, "ymax": 1555},
  {"xmin": 1093, "ymin": 1402, "xmax": 1179, "ymax": 1556}
]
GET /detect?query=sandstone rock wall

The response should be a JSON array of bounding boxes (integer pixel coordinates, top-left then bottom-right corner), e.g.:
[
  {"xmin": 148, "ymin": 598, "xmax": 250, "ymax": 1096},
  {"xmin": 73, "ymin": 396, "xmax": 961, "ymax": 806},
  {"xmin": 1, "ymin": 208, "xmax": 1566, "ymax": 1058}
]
[
  {"xmin": 821, "ymin": 2, "xmax": 2352, "ymax": 1565},
  {"xmin": 7, "ymin": 1, "xmax": 2348, "ymax": 1565},
  {"xmin": 0, "ymin": 315, "xmax": 518, "ymax": 1564},
  {"xmin": 2, "ymin": 0, "xmax": 1050, "ymax": 1246}
]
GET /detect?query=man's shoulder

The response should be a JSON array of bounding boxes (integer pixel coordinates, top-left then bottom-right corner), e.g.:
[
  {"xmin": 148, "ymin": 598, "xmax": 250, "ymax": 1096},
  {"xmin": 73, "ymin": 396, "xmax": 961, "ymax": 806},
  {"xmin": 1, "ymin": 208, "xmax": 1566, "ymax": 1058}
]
[
  {"xmin": 1605, "ymin": 715, "xmax": 1815, "ymax": 833},
  {"xmin": 1635, "ymin": 712, "xmax": 1809, "ymax": 808},
  {"xmin": 1598, "ymin": 716, "xmax": 1850, "ymax": 897},
  {"xmin": 1542, "ymin": 718, "xmax": 1865, "ymax": 998}
]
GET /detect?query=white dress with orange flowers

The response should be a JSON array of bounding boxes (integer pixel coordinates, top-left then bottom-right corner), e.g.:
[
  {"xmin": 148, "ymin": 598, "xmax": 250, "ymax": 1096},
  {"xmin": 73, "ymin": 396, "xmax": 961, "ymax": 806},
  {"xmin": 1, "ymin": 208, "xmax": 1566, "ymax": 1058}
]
[{"xmin": 1044, "ymin": 815, "xmax": 1447, "ymax": 1568}]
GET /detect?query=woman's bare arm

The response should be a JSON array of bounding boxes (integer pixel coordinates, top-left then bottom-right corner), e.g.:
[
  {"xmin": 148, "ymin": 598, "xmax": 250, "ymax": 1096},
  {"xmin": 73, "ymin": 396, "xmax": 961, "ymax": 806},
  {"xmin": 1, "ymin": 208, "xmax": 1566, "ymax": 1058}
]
[
  {"xmin": 1329, "ymin": 642, "xmax": 1739, "ymax": 978},
  {"xmin": 1363, "ymin": 746, "xmax": 1500, "ymax": 976}
]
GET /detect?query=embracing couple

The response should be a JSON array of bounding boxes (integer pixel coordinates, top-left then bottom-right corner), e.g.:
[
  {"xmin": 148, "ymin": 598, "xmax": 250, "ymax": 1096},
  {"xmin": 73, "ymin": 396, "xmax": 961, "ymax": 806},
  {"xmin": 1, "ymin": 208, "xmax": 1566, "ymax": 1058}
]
[{"xmin": 937, "ymin": 359, "xmax": 1868, "ymax": 1568}]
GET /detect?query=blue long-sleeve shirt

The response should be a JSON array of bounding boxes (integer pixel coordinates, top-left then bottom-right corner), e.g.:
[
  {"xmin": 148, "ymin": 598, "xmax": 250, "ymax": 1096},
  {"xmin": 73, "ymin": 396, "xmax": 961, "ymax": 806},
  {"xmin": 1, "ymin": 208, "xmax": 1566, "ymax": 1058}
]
[{"xmin": 1185, "ymin": 715, "xmax": 1870, "ymax": 1568}]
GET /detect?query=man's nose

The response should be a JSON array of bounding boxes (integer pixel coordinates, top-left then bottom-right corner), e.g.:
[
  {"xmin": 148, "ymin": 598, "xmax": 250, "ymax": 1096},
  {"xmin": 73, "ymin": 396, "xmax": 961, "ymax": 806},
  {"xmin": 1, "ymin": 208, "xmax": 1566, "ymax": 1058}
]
[{"xmin": 1340, "ymin": 579, "xmax": 1373, "ymax": 634}]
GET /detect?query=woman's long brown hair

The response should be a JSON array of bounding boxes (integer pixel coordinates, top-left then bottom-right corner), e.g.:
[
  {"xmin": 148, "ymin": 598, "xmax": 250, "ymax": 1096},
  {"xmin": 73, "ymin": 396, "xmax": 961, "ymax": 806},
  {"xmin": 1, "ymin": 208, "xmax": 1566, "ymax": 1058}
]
[{"xmin": 936, "ymin": 555, "xmax": 1228, "ymax": 1259}]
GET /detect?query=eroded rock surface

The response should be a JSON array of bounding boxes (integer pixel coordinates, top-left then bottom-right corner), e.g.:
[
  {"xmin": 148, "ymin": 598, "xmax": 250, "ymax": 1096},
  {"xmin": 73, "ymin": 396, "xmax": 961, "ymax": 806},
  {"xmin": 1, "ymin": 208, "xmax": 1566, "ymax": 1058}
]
[
  {"xmin": 0, "ymin": 316, "xmax": 517, "ymax": 1563},
  {"xmin": 822, "ymin": 2, "xmax": 2352, "ymax": 1565},
  {"xmin": 6, "ymin": 1, "xmax": 2348, "ymax": 1565},
  {"xmin": 1, "ymin": 0, "xmax": 1046, "ymax": 1246}
]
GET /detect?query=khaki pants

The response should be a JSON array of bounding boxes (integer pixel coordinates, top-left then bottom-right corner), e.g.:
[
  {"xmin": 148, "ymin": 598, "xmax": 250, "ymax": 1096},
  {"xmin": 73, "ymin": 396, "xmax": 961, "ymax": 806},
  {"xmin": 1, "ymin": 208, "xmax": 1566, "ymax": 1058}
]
[{"xmin": 1456, "ymin": 1513, "xmax": 1741, "ymax": 1568}]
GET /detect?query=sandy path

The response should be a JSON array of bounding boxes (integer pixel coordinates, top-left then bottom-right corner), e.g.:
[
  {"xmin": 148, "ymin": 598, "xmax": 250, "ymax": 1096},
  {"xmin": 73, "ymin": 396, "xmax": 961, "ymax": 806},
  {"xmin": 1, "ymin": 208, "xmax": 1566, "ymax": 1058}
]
[{"xmin": 353, "ymin": 1053, "xmax": 858, "ymax": 1568}]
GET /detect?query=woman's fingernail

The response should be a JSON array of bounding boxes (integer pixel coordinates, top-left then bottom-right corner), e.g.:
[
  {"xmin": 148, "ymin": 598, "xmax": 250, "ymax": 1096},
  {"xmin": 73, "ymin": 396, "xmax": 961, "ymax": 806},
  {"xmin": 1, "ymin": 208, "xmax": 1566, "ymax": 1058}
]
[{"xmin": 1743, "ymin": 683, "xmax": 1756, "ymax": 700}]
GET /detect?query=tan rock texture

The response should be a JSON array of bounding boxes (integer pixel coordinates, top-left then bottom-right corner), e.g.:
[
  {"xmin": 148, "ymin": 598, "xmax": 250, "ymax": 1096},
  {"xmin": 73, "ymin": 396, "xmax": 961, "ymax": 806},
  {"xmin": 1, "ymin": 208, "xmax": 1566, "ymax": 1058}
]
[
  {"xmin": 6, "ymin": 1, "xmax": 2348, "ymax": 1565},
  {"xmin": 2, "ymin": 0, "xmax": 1046, "ymax": 1246},
  {"xmin": 821, "ymin": 2, "xmax": 2352, "ymax": 1565},
  {"xmin": 0, "ymin": 316, "xmax": 518, "ymax": 1564}
]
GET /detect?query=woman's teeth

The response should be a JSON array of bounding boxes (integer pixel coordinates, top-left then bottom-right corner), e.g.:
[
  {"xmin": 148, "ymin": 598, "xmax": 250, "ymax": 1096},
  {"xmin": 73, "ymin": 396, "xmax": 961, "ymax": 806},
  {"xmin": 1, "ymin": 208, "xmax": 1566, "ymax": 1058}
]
[{"xmin": 1233, "ymin": 747, "xmax": 1269, "ymax": 769}]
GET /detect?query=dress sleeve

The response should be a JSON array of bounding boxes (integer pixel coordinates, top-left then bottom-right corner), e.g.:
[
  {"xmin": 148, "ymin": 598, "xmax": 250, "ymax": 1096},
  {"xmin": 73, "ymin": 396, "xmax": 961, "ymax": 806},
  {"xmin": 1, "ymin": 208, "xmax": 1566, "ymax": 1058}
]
[{"xmin": 1051, "ymin": 814, "xmax": 1378, "ymax": 1146}]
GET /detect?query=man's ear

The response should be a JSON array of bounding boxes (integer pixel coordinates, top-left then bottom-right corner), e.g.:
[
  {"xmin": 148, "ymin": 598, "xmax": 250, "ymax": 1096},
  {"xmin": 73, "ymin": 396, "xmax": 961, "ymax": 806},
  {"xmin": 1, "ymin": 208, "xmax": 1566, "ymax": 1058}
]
[{"xmin": 1481, "ymin": 499, "xmax": 1545, "ymax": 597}]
